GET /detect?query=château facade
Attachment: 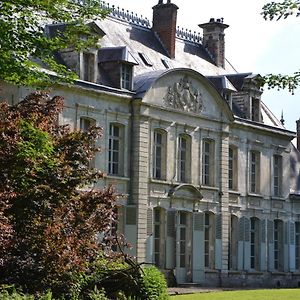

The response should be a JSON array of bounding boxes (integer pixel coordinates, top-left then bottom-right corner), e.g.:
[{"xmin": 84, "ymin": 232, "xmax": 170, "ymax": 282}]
[{"xmin": 1, "ymin": 0, "xmax": 300, "ymax": 288}]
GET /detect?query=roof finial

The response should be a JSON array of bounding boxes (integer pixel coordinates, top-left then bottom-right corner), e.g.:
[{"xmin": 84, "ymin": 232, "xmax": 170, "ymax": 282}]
[
  {"xmin": 158, "ymin": 0, "xmax": 171, "ymax": 3},
  {"xmin": 280, "ymin": 110, "xmax": 285, "ymax": 126}
]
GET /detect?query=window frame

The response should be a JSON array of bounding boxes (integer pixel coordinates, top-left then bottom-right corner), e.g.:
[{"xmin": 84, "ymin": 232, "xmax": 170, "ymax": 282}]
[
  {"xmin": 121, "ymin": 63, "xmax": 133, "ymax": 90},
  {"xmin": 274, "ymin": 219, "xmax": 284, "ymax": 271},
  {"xmin": 250, "ymin": 150, "xmax": 260, "ymax": 194},
  {"xmin": 108, "ymin": 123, "xmax": 124, "ymax": 176},
  {"xmin": 229, "ymin": 146, "xmax": 238, "ymax": 190},
  {"xmin": 202, "ymin": 139, "xmax": 215, "ymax": 186},
  {"xmin": 204, "ymin": 212, "xmax": 215, "ymax": 269},
  {"xmin": 250, "ymin": 217, "xmax": 260, "ymax": 271},
  {"xmin": 273, "ymin": 155, "xmax": 283, "ymax": 197},
  {"xmin": 177, "ymin": 134, "xmax": 191, "ymax": 183},
  {"xmin": 153, "ymin": 129, "xmax": 167, "ymax": 180}
]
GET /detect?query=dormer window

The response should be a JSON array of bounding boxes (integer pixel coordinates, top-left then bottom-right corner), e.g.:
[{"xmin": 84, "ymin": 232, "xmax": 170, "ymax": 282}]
[
  {"xmin": 82, "ymin": 52, "xmax": 95, "ymax": 82},
  {"xmin": 251, "ymin": 97, "xmax": 260, "ymax": 122},
  {"xmin": 121, "ymin": 63, "xmax": 133, "ymax": 90}
]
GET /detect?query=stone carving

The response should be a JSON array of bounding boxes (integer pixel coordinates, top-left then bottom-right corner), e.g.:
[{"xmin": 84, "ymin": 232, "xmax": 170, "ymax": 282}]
[{"xmin": 163, "ymin": 75, "xmax": 204, "ymax": 113}]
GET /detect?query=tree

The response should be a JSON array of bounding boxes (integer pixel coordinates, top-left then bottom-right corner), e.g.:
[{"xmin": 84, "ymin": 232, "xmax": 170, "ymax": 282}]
[
  {"xmin": 0, "ymin": 0, "xmax": 108, "ymax": 87},
  {"xmin": 261, "ymin": 0, "xmax": 300, "ymax": 93},
  {"xmin": 0, "ymin": 91, "xmax": 120, "ymax": 296}
]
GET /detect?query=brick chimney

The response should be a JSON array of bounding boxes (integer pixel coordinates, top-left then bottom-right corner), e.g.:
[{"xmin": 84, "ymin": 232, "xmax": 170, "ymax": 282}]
[
  {"xmin": 199, "ymin": 18, "xmax": 229, "ymax": 69},
  {"xmin": 297, "ymin": 119, "xmax": 300, "ymax": 151},
  {"xmin": 152, "ymin": 0, "xmax": 178, "ymax": 59}
]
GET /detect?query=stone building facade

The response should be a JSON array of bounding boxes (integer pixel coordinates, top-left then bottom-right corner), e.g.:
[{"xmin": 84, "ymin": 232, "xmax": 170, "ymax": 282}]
[{"xmin": 2, "ymin": 0, "xmax": 300, "ymax": 288}]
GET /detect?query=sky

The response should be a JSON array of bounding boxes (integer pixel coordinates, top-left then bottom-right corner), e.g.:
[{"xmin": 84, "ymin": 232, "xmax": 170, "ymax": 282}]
[{"xmin": 106, "ymin": 0, "xmax": 300, "ymax": 133}]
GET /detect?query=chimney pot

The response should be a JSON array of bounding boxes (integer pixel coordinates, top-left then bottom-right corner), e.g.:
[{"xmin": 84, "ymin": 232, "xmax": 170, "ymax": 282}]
[
  {"xmin": 152, "ymin": 1, "xmax": 178, "ymax": 58},
  {"xmin": 199, "ymin": 18, "xmax": 229, "ymax": 68}
]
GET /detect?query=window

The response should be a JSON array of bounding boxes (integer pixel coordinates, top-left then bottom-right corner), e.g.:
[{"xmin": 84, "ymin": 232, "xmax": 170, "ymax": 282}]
[
  {"xmin": 250, "ymin": 217, "xmax": 260, "ymax": 270},
  {"xmin": 138, "ymin": 52, "xmax": 153, "ymax": 66},
  {"xmin": 273, "ymin": 155, "xmax": 283, "ymax": 197},
  {"xmin": 229, "ymin": 146, "xmax": 238, "ymax": 190},
  {"xmin": 229, "ymin": 215, "xmax": 238, "ymax": 270},
  {"xmin": 121, "ymin": 64, "xmax": 132, "ymax": 90},
  {"xmin": 161, "ymin": 58, "xmax": 170, "ymax": 69},
  {"xmin": 108, "ymin": 123, "xmax": 124, "ymax": 176},
  {"xmin": 251, "ymin": 98, "xmax": 260, "ymax": 122},
  {"xmin": 178, "ymin": 135, "xmax": 191, "ymax": 182},
  {"xmin": 153, "ymin": 130, "xmax": 166, "ymax": 180},
  {"xmin": 274, "ymin": 219, "xmax": 284, "ymax": 271},
  {"xmin": 154, "ymin": 208, "xmax": 161, "ymax": 266},
  {"xmin": 296, "ymin": 222, "xmax": 300, "ymax": 270},
  {"xmin": 179, "ymin": 211, "xmax": 187, "ymax": 268},
  {"xmin": 202, "ymin": 140, "xmax": 214, "ymax": 186},
  {"xmin": 250, "ymin": 151, "xmax": 260, "ymax": 194},
  {"xmin": 83, "ymin": 52, "xmax": 94, "ymax": 82},
  {"xmin": 204, "ymin": 212, "xmax": 215, "ymax": 269}
]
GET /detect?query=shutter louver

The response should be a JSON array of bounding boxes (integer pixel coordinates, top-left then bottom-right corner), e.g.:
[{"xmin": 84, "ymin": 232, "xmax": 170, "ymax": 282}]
[
  {"xmin": 268, "ymin": 220, "xmax": 274, "ymax": 243},
  {"xmin": 239, "ymin": 217, "xmax": 245, "ymax": 241},
  {"xmin": 244, "ymin": 218, "xmax": 250, "ymax": 242},
  {"xmin": 290, "ymin": 222, "xmax": 295, "ymax": 245},
  {"xmin": 216, "ymin": 214, "xmax": 222, "ymax": 239},
  {"xmin": 147, "ymin": 208, "xmax": 153, "ymax": 235},
  {"xmin": 261, "ymin": 219, "xmax": 266, "ymax": 243},
  {"xmin": 194, "ymin": 213, "xmax": 204, "ymax": 231},
  {"xmin": 167, "ymin": 211, "xmax": 176, "ymax": 238}
]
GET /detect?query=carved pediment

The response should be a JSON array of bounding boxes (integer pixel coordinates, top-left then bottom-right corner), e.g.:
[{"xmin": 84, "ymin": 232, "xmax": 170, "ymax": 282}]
[
  {"xmin": 168, "ymin": 184, "xmax": 203, "ymax": 200},
  {"xmin": 163, "ymin": 75, "xmax": 204, "ymax": 113}
]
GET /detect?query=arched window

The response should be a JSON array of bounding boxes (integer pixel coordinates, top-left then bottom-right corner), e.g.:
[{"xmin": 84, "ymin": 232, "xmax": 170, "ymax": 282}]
[
  {"xmin": 153, "ymin": 130, "xmax": 167, "ymax": 180},
  {"xmin": 250, "ymin": 217, "xmax": 260, "ymax": 270},
  {"xmin": 178, "ymin": 134, "xmax": 191, "ymax": 183},
  {"xmin": 108, "ymin": 123, "xmax": 124, "ymax": 176}
]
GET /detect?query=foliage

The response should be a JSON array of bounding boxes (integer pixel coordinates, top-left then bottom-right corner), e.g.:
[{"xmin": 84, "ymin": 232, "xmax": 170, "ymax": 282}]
[
  {"xmin": 139, "ymin": 266, "xmax": 169, "ymax": 300},
  {"xmin": 0, "ymin": 0, "xmax": 109, "ymax": 86},
  {"xmin": 0, "ymin": 285, "xmax": 53, "ymax": 299},
  {"xmin": 0, "ymin": 91, "xmax": 120, "ymax": 297},
  {"xmin": 262, "ymin": 0, "xmax": 300, "ymax": 20},
  {"xmin": 260, "ymin": 0, "xmax": 300, "ymax": 93}
]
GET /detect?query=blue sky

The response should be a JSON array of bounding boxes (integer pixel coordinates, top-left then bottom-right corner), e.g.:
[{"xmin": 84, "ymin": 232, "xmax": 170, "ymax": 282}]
[{"xmin": 106, "ymin": 0, "xmax": 300, "ymax": 133}]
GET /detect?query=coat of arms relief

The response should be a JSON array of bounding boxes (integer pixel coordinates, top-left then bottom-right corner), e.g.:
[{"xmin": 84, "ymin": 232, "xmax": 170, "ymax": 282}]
[{"xmin": 163, "ymin": 75, "xmax": 204, "ymax": 113}]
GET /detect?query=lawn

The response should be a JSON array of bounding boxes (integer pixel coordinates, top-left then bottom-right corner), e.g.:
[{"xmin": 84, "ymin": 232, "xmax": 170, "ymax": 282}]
[{"xmin": 170, "ymin": 289, "xmax": 300, "ymax": 300}]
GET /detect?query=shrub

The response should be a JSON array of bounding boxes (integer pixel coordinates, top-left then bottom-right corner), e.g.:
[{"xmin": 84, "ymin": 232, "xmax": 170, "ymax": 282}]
[{"xmin": 139, "ymin": 266, "xmax": 169, "ymax": 300}]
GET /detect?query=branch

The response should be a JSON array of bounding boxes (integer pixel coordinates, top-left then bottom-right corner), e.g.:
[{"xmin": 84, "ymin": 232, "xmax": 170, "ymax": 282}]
[
  {"xmin": 260, "ymin": 70, "xmax": 300, "ymax": 93},
  {"xmin": 262, "ymin": 0, "xmax": 300, "ymax": 20}
]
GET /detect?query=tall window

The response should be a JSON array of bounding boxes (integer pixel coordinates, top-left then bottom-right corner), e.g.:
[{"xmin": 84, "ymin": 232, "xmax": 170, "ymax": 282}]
[
  {"xmin": 202, "ymin": 140, "xmax": 214, "ymax": 186},
  {"xmin": 274, "ymin": 219, "xmax": 284, "ymax": 271},
  {"xmin": 179, "ymin": 212, "xmax": 187, "ymax": 268},
  {"xmin": 83, "ymin": 52, "xmax": 94, "ymax": 82},
  {"xmin": 229, "ymin": 146, "xmax": 238, "ymax": 190},
  {"xmin": 229, "ymin": 215, "xmax": 238, "ymax": 270},
  {"xmin": 178, "ymin": 135, "xmax": 190, "ymax": 182},
  {"xmin": 273, "ymin": 155, "xmax": 283, "ymax": 197},
  {"xmin": 121, "ymin": 64, "xmax": 132, "ymax": 90},
  {"xmin": 153, "ymin": 130, "xmax": 166, "ymax": 180},
  {"xmin": 204, "ymin": 212, "xmax": 215, "ymax": 269},
  {"xmin": 296, "ymin": 222, "xmax": 300, "ymax": 270},
  {"xmin": 108, "ymin": 123, "xmax": 124, "ymax": 176},
  {"xmin": 250, "ymin": 217, "xmax": 260, "ymax": 270},
  {"xmin": 250, "ymin": 151, "xmax": 260, "ymax": 194},
  {"xmin": 154, "ymin": 208, "xmax": 161, "ymax": 267}
]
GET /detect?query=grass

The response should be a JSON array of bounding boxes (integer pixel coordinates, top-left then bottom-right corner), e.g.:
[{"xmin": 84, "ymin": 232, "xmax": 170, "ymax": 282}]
[{"xmin": 170, "ymin": 289, "xmax": 300, "ymax": 300}]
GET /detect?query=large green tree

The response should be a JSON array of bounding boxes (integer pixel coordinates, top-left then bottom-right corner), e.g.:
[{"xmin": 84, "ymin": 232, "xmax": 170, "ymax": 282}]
[
  {"xmin": 0, "ymin": 92, "xmax": 120, "ymax": 296},
  {"xmin": 0, "ymin": 0, "xmax": 108, "ymax": 87},
  {"xmin": 261, "ymin": 0, "xmax": 300, "ymax": 92}
]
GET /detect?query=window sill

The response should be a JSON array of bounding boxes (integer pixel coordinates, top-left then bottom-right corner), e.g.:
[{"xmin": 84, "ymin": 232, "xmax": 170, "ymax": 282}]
[
  {"xmin": 201, "ymin": 185, "xmax": 219, "ymax": 192},
  {"xmin": 106, "ymin": 175, "xmax": 130, "ymax": 181},
  {"xmin": 271, "ymin": 196, "xmax": 286, "ymax": 201},
  {"xmin": 229, "ymin": 190, "xmax": 241, "ymax": 195},
  {"xmin": 247, "ymin": 193, "xmax": 263, "ymax": 198},
  {"xmin": 150, "ymin": 178, "xmax": 168, "ymax": 184}
]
